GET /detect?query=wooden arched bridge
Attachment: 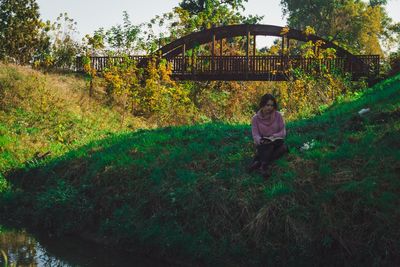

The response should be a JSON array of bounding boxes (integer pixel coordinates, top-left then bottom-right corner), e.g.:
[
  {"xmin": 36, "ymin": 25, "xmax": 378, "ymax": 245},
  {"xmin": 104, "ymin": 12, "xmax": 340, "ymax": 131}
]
[{"xmin": 77, "ymin": 24, "xmax": 380, "ymax": 81}]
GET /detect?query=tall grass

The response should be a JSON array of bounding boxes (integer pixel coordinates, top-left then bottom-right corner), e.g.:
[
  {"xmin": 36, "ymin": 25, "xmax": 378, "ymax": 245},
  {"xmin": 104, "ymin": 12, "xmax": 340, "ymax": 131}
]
[{"xmin": 0, "ymin": 64, "xmax": 147, "ymax": 177}]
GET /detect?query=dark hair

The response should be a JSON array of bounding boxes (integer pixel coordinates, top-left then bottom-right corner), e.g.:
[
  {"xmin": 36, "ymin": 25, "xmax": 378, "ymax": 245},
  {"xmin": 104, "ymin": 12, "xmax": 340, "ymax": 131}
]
[{"xmin": 259, "ymin": 93, "xmax": 278, "ymax": 110}]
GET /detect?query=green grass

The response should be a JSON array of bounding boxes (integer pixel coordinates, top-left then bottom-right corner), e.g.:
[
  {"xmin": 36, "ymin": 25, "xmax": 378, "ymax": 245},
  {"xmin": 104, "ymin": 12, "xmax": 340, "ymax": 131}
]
[
  {"xmin": 0, "ymin": 64, "xmax": 146, "ymax": 179},
  {"xmin": 1, "ymin": 64, "xmax": 400, "ymax": 266}
]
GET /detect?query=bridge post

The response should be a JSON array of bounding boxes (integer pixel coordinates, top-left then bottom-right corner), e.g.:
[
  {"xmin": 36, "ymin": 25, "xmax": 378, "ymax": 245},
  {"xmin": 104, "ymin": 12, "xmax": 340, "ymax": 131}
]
[
  {"xmin": 220, "ymin": 38, "xmax": 223, "ymax": 74},
  {"xmin": 286, "ymin": 38, "xmax": 290, "ymax": 77},
  {"xmin": 253, "ymin": 35, "xmax": 256, "ymax": 72},
  {"xmin": 246, "ymin": 26, "xmax": 250, "ymax": 79},
  {"xmin": 281, "ymin": 36, "xmax": 285, "ymax": 75},
  {"xmin": 191, "ymin": 49, "xmax": 195, "ymax": 76},
  {"xmin": 212, "ymin": 33, "xmax": 216, "ymax": 73},
  {"xmin": 182, "ymin": 43, "xmax": 186, "ymax": 75}
]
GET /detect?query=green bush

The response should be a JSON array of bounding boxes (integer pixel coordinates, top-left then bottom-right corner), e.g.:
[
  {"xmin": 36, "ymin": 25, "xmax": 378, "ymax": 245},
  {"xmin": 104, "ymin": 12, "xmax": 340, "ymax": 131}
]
[
  {"xmin": 35, "ymin": 179, "xmax": 93, "ymax": 233},
  {"xmin": 0, "ymin": 173, "xmax": 9, "ymax": 193},
  {"xmin": 389, "ymin": 51, "xmax": 400, "ymax": 74}
]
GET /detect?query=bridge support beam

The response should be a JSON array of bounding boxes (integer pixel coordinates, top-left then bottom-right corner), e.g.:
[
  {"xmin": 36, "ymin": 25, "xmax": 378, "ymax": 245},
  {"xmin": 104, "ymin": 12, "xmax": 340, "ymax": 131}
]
[
  {"xmin": 191, "ymin": 48, "xmax": 195, "ymax": 75},
  {"xmin": 182, "ymin": 43, "xmax": 186, "ymax": 75},
  {"xmin": 212, "ymin": 33, "xmax": 216, "ymax": 72},
  {"xmin": 253, "ymin": 35, "xmax": 256, "ymax": 71},
  {"xmin": 246, "ymin": 27, "xmax": 250, "ymax": 78},
  {"xmin": 280, "ymin": 36, "xmax": 288, "ymax": 74},
  {"xmin": 220, "ymin": 38, "xmax": 223, "ymax": 73},
  {"xmin": 253, "ymin": 35, "xmax": 256, "ymax": 56}
]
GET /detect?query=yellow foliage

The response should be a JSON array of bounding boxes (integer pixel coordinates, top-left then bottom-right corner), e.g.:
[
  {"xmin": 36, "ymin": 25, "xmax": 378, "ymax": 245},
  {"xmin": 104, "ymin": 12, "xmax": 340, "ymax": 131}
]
[
  {"xmin": 322, "ymin": 48, "xmax": 337, "ymax": 59},
  {"xmin": 103, "ymin": 59, "xmax": 139, "ymax": 115},
  {"xmin": 280, "ymin": 26, "xmax": 290, "ymax": 36},
  {"xmin": 315, "ymin": 40, "xmax": 325, "ymax": 47},
  {"xmin": 102, "ymin": 56, "xmax": 195, "ymax": 126},
  {"xmin": 303, "ymin": 26, "xmax": 316, "ymax": 36}
]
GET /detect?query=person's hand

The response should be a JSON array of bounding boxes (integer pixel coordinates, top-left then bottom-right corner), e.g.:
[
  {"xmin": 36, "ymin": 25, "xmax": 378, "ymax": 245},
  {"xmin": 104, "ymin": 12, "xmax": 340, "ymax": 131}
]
[{"xmin": 260, "ymin": 137, "xmax": 271, "ymax": 144}]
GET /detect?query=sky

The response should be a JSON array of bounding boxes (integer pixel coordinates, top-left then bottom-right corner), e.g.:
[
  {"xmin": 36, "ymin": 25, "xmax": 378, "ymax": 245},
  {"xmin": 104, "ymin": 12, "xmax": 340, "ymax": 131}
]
[{"xmin": 36, "ymin": 0, "xmax": 400, "ymax": 48}]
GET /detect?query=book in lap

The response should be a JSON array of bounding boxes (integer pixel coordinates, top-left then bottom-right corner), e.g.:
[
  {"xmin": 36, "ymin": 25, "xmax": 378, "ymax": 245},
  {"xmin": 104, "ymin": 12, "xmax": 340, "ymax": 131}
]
[{"xmin": 262, "ymin": 136, "xmax": 284, "ymax": 142}]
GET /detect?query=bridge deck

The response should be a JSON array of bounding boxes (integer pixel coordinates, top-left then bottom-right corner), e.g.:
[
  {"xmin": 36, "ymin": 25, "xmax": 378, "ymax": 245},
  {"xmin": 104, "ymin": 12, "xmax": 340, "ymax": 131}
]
[{"xmin": 76, "ymin": 55, "xmax": 380, "ymax": 81}]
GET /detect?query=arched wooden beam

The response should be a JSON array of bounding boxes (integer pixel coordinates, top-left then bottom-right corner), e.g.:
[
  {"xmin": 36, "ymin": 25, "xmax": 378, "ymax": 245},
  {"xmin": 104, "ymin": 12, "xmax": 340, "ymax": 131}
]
[{"xmin": 156, "ymin": 24, "xmax": 354, "ymax": 59}]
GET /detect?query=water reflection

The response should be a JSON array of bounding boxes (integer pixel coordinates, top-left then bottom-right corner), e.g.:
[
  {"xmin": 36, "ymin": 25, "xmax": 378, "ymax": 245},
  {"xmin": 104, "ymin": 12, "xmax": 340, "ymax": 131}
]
[
  {"xmin": 0, "ymin": 226, "xmax": 171, "ymax": 267},
  {"xmin": 0, "ymin": 228, "xmax": 68, "ymax": 266}
]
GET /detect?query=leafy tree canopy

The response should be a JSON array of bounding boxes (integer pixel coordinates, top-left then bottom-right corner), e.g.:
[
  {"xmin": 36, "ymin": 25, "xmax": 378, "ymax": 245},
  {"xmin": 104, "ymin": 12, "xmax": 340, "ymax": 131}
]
[
  {"xmin": 280, "ymin": 0, "xmax": 397, "ymax": 55},
  {"xmin": 50, "ymin": 13, "xmax": 80, "ymax": 68},
  {"xmin": 86, "ymin": 11, "xmax": 141, "ymax": 55},
  {"xmin": 105, "ymin": 11, "xmax": 141, "ymax": 54},
  {"xmin": 179, "ymin": 0, "xmax": 248, "ymax": 15},
  {"xmin": 140, "ymin": 0, "xmax": 262, "ymax": 53},
  {"xmin": 0, "ymin": 0, "xmax": 50, "ymax": 64}
]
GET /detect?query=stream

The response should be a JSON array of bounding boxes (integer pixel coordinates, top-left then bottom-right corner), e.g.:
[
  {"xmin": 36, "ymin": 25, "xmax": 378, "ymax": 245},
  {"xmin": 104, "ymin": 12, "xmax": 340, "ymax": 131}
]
[{"xmin": 0, "ymin": 226, "xmax": 172, "ymax": 267}]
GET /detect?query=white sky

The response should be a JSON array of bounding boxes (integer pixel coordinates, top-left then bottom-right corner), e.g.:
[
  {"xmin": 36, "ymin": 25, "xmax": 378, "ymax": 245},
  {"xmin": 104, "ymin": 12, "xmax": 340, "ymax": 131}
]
[{"xmin": 36, "ymin": 0, "xmax": 400, "ymax": 49}]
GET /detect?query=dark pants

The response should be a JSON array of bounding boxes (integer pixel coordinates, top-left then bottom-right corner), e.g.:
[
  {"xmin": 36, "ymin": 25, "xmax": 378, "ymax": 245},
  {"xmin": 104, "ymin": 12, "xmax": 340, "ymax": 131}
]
[{"xmin": 254, "ymin": 139, "xmax": 287, "ymax": 168}]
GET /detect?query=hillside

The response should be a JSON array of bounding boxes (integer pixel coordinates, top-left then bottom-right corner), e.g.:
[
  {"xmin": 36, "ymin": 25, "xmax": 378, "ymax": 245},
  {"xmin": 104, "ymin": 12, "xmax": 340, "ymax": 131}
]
[
  {"xmin": 0, "ymin": 64, "xmax": 147, "ymax": 177},
  {"xmin": 1, "ymin": 64, "xmax": 399, "ymax": 266}
]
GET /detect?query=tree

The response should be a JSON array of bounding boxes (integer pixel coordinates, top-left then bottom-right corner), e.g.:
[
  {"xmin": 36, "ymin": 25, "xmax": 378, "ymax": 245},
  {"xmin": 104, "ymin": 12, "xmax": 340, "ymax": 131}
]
[
  {"xmin": 140, "ymin": 0, "xmax": 262, "ymax": 53},
  {"xmin": 105, "ymin": 11, "xmax": 141, "ymax": 55},
  {"xmin": 280, "ymin": 0, "xmax": 335, "ymax": 35},
  {"xmin": 0, "ymin": 0, "xmax": 50, "ymax": 64},
  {"xmin": 280, "ymin": 0, "xmax": 394, "ymax": 55},
  {"xmin": 81, "ymin": 32, "xmax": 105, "ymax": 97},
  {"xmin": 179, "ymin": 0, "xmax": 248, "ymax": 15},
  {"xmin": 50, "ymin": 13, "xmax": 80, "ymax": 69},
  {"xmin": 176, "ymin": 0, "xmax": 261, "ymax": 32}
]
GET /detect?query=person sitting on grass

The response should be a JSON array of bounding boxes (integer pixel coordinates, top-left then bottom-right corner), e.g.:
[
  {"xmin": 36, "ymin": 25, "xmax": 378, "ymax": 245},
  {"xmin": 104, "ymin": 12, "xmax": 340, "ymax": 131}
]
[{"xmin": 248, "ymin": 93, "xmax": 288, "ymax": 178}]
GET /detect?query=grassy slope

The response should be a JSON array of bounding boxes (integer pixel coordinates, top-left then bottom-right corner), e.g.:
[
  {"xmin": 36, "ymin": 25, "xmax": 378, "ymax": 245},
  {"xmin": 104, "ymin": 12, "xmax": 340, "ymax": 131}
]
[
  {"xmin": 0, "ymin": 64, "xmax": 146, "ymax": 178},
  {"xmin": 1, "ymin": 65, "xmax": 399, "ymax": 266}
]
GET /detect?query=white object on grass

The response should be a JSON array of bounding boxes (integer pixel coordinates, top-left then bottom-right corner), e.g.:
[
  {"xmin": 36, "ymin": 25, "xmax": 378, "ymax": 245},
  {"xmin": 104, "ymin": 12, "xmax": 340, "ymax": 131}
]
[
  {"xmin": 300, "ymin": 139, "xmax": 316, "ymax": 151},
  {"xmin": 358, "ymin": 108, "xmax": 370, "ymax": 116}
]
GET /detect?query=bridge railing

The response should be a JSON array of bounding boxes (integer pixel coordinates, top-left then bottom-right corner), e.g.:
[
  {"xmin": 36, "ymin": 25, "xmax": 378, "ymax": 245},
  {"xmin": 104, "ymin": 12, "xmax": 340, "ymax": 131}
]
[
  {"xmin": 75, "ymin": 56, "xmax": 148, "ymax": 72},
  {"xmin": 76, "ymin": 55, "xmax": 380, "ymax": 80},
  {"xmin": 170, "ymin": 55, "xmax": 379, "ymax": 75},
  {"xmin": 347, "ymin": 55, "xmax": 380, "ymax": 79}
]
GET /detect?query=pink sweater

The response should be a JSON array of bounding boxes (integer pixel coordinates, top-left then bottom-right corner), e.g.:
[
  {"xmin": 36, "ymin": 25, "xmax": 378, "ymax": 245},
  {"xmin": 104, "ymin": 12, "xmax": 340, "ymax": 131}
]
[{"xmin": 251, "ymin": 110, "xmax": 286, "ymax": 145}]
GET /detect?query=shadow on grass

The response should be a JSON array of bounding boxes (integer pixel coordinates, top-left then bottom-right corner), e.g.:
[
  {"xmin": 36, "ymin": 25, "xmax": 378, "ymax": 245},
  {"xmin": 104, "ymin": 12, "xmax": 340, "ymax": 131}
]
[{"xmin": 3, "ymin": 122, "xmax": 265, "ymax": 265}]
